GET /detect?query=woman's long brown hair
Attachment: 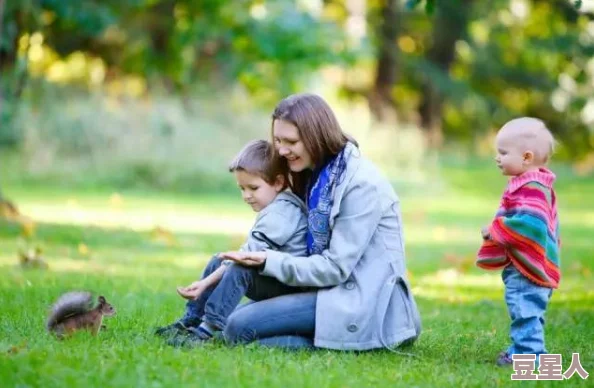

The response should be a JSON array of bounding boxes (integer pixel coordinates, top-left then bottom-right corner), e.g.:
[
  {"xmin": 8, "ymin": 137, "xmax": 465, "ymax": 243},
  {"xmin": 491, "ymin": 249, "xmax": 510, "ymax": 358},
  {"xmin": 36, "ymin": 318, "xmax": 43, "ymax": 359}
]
[{"xmin": 271, "ymin": 93, "xmax": 357, "ymax": 199}]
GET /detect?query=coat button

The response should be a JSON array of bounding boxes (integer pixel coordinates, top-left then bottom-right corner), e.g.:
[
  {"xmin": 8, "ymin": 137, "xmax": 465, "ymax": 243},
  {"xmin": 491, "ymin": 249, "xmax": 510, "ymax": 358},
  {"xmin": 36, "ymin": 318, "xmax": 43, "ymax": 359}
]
[
  {"xmin": 347, "ymin": 324, "xmax": 358, "ymax": 332},
  {"xmin": 345, "ymin": 281, "xmax": 355, "ymax": 290}
]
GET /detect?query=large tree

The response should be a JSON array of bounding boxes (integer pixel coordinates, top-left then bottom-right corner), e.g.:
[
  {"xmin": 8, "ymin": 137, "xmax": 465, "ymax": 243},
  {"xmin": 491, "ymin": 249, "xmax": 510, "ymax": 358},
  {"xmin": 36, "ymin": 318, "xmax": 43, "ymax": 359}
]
[
  {"xmin": 418, "ymin": 0, "xmax": 471, "ymax": 148},
  {"xmin": 368, "ymin": 0, "xmax": 400, "ymax": 122}
]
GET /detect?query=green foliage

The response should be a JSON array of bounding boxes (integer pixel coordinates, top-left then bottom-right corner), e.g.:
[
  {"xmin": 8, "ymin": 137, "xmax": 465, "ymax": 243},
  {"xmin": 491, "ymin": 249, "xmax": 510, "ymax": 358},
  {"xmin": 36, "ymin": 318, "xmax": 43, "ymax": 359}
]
[
  {"xmin": 1, "ymin": 0, "xmax": 594, "ymax": 158},
  {"xmin": 395, "ymin": 0, "xmax": 594, "ymax": 157},
  {"xmin": 7, "ymin": 0, "xmax": 349, "ymax": 95},
  {"xmin": 405, "ymin": 0, "xmax": 435, "ymax": 14}
]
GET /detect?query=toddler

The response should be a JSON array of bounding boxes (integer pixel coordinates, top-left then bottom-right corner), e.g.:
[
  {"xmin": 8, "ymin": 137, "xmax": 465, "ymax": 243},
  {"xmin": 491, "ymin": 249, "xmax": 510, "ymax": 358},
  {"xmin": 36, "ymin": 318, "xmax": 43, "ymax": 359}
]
[{"xmin": 477, "ymin": 117, "xmax": 560, "ymax": 366}]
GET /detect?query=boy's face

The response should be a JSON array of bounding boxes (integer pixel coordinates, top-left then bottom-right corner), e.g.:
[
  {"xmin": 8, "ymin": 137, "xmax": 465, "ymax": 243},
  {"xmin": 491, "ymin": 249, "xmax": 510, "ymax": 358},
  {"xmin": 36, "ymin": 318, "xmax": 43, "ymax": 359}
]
[
  {"xmin": 495, "ymin": 130, "xmax": 533, "ymax": 176},
  {"xmin": 234, "ymin": 170, "xmax": 283, "ymax": 212},
  {"xmin": 273, "ymin": 119, "xmax": 314, "ymax": 172}
]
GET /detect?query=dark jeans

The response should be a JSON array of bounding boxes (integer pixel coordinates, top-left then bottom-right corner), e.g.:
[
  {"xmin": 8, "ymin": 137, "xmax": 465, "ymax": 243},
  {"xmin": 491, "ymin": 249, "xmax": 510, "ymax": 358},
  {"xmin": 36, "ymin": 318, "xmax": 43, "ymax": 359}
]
[{"xmin": 183, "ymin": 255, "xmax": 311, "ymax": 337}]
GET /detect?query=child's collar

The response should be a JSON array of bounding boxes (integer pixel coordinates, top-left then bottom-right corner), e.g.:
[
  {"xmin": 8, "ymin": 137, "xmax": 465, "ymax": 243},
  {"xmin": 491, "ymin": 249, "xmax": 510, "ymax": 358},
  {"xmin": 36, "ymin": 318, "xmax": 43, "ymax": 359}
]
[{"xmin": 507, "ymin": 167, "xmax": 556, "ymax": 193}]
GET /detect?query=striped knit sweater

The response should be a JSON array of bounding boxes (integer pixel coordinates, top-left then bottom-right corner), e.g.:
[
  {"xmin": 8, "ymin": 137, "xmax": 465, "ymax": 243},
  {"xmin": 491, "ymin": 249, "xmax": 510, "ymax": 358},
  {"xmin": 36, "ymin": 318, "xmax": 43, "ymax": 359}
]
[{"xmin": 477, "ymin": 168, "xmax": 561, "ymax": 289}]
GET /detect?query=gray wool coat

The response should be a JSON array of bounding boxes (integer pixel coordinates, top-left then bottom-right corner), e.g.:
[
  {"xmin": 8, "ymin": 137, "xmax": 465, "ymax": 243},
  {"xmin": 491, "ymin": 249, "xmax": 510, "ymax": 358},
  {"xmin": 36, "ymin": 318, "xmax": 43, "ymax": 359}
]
[{"xmin": 262, "ymin": 143, "xmax": 422, "ymax": 350}]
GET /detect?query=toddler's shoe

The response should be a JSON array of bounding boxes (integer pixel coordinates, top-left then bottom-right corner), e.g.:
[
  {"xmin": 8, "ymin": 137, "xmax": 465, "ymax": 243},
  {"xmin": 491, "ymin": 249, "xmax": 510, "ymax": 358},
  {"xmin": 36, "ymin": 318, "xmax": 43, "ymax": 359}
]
[{"xmin": 496, "ymin": 352, "xmax": 513, "ymax": 366}]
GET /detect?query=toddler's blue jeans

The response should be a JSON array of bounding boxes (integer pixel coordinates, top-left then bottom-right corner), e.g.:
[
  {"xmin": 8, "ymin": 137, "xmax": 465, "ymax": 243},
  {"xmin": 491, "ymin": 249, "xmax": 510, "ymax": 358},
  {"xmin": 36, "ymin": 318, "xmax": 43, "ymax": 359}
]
[{"xmin": 502, "ymin": 264, "xmax": 553, "ymax": 357}]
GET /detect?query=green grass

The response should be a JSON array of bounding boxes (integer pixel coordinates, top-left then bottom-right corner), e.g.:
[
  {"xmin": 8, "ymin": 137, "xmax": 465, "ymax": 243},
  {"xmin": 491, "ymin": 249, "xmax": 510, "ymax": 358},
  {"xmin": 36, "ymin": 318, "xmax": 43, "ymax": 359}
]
[{"xmin": 1, "ymin": 161, "xmax": 593, "ymax": 387}]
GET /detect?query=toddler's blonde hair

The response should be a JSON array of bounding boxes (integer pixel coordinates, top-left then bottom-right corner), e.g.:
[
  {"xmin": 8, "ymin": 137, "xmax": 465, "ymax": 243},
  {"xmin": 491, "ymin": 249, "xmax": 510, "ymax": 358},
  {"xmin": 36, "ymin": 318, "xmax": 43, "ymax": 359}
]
[{"xmin": 499, "ymin": 117, "xmax": 556, "ymax": 164}]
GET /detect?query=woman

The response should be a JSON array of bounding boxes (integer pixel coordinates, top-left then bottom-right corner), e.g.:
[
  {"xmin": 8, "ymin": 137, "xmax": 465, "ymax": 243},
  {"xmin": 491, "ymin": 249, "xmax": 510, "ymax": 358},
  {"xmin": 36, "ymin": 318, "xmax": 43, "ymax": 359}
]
[{"xmin": 222, "ymin": 93, "xmax": 422, "ymax": 350}]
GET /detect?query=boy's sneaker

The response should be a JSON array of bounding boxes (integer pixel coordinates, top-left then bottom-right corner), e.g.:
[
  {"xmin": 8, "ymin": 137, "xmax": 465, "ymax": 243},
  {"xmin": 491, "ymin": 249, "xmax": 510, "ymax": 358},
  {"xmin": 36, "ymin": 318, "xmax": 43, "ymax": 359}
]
[
  {"xmin": 154, "ymin": 319, "xmax": 197, "ymax": 337},
  {"xmin": 496, "ymin": 352, "xmax": 513, "ymax": 366},
  {"xmin": 166, "ymin": 326, "xmax": 214, "ymax": 348}
]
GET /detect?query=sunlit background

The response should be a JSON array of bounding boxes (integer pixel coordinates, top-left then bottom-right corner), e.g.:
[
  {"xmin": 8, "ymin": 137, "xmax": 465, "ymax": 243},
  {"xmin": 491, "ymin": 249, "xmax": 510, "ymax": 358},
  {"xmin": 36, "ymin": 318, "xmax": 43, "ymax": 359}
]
[{"xmin": 1, "ymin": 0, "xmax": 594, "ymax": 191}]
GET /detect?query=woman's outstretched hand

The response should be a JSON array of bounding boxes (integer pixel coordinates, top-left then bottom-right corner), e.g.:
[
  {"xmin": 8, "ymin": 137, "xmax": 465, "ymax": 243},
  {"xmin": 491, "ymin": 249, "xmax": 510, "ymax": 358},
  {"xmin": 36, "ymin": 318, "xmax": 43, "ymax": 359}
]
[{"xmin": 219, "ymin": 251, "xmax": 267, "ymax": 267}]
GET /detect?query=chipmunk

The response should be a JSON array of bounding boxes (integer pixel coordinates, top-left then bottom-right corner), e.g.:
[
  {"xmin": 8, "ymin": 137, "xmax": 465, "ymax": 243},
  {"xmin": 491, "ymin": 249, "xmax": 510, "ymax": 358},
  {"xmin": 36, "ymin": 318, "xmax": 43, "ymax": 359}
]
[{"xmin": 46, "ymin": 292, "xmax": 116, "ymax": 338}]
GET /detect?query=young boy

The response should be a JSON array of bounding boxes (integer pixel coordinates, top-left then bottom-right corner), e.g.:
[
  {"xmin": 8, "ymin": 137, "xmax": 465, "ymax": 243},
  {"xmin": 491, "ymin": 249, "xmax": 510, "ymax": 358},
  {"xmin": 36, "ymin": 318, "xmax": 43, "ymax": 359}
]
[
  {"xmin": 155, "ymin": 139, "xmax": 308, "ymax": 346},
  {"xmin": 477, "ymin": 117, "xmax": 560, "ymax": 366}
]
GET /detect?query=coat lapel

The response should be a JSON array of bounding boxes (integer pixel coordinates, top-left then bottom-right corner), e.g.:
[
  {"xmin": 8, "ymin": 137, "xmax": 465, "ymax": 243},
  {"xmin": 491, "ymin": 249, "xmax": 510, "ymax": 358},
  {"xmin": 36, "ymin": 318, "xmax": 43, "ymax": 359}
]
[{"xmin": 329, "ymin": 144, "xmax": 362, "ymax": 228}]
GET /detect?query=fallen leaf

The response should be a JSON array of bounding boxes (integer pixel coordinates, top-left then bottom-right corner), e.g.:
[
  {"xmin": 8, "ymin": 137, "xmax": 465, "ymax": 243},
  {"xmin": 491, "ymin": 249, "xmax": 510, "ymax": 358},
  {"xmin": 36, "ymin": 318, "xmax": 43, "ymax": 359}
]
[
  {"xmin": 572, "ymin": 153, "xmax": 594, "ymax": 176},
  {"xmin": 78, "ymin": 243, "xmax": 90, "ymax": 257},
  {"xmin": 410, "ymin": 210, "xmax": 426, "ymax": 223},
  {"xmin": 441, "ymin": 253, "xmax": 475, "ymax": 273},
  {"xmin": 151, "ymin": 226, "xmax": 178, "ymax": 246},
  {"xmin": 0, "ymin": 199, "xmax": 20, "ymax": 218},
  {"xmin": 6, "ymin": 342, "xmax": 27, "ymax": 355},
  {"xmin": 19, "ymin": 216, "xmax": 36, "ymax": 238},
  {"xmin": 18, "ymin": 247, "xmax": 48, "ymax": 270},
  {"xmin": 406, "ymin": 269, "xmax": 414, "ymax": 280},
  {"xmin": 109, "ymin": 193, "xmax": 124, "ymax": 208}
]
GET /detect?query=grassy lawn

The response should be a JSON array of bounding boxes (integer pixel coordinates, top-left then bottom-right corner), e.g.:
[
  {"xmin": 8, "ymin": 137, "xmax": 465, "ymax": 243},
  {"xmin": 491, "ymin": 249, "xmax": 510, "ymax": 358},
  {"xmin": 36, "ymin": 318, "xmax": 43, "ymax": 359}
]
[{"xmin": 1, "ymin": 162, "xmax": 592, "ymax": 387}]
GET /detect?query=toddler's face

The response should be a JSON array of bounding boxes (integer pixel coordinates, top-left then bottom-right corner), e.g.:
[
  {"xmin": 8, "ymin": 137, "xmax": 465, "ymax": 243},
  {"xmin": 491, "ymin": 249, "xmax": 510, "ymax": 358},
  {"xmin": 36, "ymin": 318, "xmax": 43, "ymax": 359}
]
[
  {"xmin": 495, "ymin": 132, "xmax": 527, "ymax": 176},
  {"xmin": 234, "ymin": 170, "xmax": 282, "ymax": 212}
]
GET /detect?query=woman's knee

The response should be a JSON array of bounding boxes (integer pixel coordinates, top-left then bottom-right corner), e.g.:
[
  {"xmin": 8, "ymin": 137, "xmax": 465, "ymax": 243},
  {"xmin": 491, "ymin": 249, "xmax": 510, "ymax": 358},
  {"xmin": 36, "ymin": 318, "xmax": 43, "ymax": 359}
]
[{"xmin": 223, "ymin": 309, "xmax": 256, "ymax": 345}]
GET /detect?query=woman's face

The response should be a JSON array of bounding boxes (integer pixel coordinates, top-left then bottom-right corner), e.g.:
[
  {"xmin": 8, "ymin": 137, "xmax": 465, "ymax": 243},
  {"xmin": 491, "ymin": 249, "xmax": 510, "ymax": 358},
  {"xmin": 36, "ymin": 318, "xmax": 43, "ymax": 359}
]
[{"xmin": 273, "ymin": 119, "xmax": 313, "ymax": 172}]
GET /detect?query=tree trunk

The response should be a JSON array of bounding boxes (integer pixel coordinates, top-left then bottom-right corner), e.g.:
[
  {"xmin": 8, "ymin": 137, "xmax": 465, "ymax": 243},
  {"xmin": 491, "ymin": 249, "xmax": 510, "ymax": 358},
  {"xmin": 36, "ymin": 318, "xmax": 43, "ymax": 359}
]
[
  {"xmin": 0, "ymin": 0, "xmax": 6, "ymax": 64},
  {"xmin": 419, "ymin": 0, "xmax": 471, "ymax": 148},
  {"xmin": 147, "ymin": 0, "xmax": 177, "ymax": 92},
  {"xmin": 0, "ymin": 1, "xmax": 30, "ymax": 149},
  {"xmin": 369, "ymin": 0, "xmax": 400, "ymax": 123},
  {"xmin": 0, "ymin": 0, "xmax": 6, "ymax": 116},
  {"xmin": 0, "ymin": 0, "xmax": 17, "ymax": 211},
  {"xmin": 0, "ymin": 2, "xmax": 27, "ymax": 72}
]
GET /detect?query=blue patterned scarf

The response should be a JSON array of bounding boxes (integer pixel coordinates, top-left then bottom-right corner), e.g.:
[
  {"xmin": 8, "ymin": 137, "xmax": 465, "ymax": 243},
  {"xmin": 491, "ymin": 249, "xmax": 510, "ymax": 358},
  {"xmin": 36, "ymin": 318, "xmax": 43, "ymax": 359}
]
[{"xmin": 306, "ymin": 143, "xmax": 351, "ymax": 255}]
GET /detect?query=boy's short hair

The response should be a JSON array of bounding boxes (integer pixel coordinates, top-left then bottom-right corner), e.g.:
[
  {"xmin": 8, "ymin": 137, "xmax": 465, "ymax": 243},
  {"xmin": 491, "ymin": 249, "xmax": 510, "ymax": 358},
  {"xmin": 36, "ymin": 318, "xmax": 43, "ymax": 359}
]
[{"xmin": 229, "ymin": 140, "xmax": 284, "ymax": 185}]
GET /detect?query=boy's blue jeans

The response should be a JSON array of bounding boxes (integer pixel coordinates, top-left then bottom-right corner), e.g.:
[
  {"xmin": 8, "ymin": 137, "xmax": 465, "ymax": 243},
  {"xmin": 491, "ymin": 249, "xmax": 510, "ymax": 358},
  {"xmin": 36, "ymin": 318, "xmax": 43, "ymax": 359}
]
[
  {"xmin": 502, "ymin": 264, "xmax": 553, "ymax": 357},
  {"xmin": 181, "ymin": 255, "xmax": 223, "ymax": 325},
  {"xmin": 182, "ymin": 255, "xmax": 308, "ymax": 334}
]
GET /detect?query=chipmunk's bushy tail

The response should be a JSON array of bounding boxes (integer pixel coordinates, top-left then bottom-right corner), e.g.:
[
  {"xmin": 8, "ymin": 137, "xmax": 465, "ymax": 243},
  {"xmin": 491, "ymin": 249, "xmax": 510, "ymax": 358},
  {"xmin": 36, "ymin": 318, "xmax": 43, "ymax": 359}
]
[{"xmin": 46, "ymin": 291, "xmax": 93, "ymax": 331}]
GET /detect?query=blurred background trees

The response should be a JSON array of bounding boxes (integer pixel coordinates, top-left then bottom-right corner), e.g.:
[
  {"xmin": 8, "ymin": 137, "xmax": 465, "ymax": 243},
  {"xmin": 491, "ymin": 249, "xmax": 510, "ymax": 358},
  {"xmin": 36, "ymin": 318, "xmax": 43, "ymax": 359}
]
[{"xmin": 1, "ymin": 0, "xmax": 593, "ymax": 193}]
